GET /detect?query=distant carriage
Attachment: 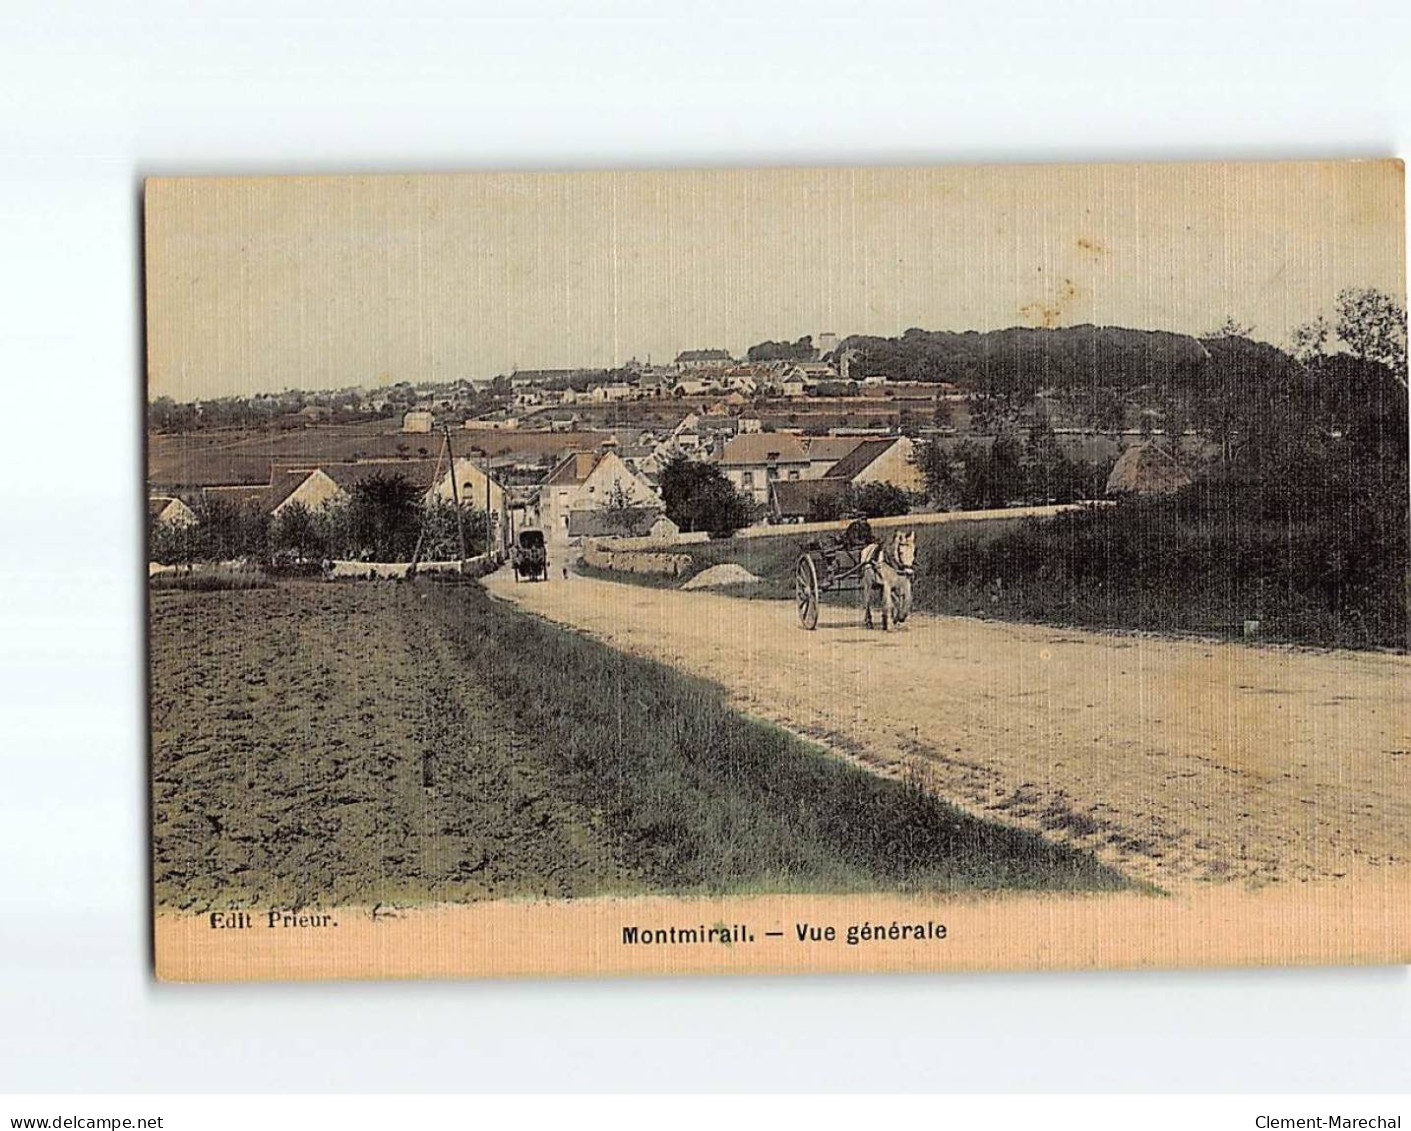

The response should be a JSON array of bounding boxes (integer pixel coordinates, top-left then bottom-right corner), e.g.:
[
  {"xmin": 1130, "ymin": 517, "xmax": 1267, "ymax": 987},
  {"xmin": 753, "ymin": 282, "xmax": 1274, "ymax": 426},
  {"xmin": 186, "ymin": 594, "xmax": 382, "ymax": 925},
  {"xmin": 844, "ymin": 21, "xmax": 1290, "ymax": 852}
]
[
  {"xmin": 511, "ymin": 529, "xmax": 549, "ymax": 582},
  {"xmin": 795, "ymin": 518, "xmax": 915, "ymax": 631}
]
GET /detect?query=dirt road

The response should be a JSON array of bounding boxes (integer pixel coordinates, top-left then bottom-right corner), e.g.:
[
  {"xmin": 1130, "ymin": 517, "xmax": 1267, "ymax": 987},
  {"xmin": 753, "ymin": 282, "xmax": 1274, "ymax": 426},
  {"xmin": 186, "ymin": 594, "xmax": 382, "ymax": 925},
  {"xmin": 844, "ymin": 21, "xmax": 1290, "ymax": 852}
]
[{"xmin": 486, "ymin": 569, "xmax": 1411, "ymax": 891}]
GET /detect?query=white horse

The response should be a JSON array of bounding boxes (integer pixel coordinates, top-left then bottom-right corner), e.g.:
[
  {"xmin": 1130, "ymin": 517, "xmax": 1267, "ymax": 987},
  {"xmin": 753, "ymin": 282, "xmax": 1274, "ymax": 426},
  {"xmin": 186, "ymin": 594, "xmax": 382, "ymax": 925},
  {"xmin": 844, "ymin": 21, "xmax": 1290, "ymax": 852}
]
[{"xmin": 861, "ymin": 529, "xmax": 916, "ymax": 631}]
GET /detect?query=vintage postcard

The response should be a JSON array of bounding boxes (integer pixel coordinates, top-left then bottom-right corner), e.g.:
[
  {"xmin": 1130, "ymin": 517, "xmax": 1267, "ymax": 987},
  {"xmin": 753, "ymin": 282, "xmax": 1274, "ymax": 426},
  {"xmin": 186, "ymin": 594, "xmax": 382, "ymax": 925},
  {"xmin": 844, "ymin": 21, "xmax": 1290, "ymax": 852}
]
[{"xmin": 146, "ymin": 161, "xmax": 1409, "ymax": 982}]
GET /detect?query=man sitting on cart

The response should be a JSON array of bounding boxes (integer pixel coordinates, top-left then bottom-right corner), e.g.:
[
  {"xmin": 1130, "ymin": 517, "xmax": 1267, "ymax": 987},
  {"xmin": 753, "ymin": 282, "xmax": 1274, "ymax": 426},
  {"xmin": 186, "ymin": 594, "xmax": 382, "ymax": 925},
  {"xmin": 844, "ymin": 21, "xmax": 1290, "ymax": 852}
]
[{"xmin": 838, "ymin": 515, "xmax": 875, "ymax": 553}]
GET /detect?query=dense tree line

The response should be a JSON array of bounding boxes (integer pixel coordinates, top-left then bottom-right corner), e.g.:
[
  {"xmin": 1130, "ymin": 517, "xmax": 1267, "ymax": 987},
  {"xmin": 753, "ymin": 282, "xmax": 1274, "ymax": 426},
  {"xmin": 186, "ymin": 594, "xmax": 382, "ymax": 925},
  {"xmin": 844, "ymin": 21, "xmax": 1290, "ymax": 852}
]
[{"xmin": 838, "ymin": 325, "xmax": 1210, "ymax": 403}]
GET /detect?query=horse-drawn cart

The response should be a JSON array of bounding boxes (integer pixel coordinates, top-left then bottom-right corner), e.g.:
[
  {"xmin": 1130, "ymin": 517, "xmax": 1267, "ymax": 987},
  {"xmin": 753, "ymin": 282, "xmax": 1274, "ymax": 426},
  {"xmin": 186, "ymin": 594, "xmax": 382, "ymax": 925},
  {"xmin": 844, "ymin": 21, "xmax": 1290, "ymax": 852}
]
[
  {"xmin": 794, "ymin": 519, "xmax": 914, "ymax": 630},
  {"xmin": 511, "ymin": 529, "xmax": 549, "ymax": 582}
]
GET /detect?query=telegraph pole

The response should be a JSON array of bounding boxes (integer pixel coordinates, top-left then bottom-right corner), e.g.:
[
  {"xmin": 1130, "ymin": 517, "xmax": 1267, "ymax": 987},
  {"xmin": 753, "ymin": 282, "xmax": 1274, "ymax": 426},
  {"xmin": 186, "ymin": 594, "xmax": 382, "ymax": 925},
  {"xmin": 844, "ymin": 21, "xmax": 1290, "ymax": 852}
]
[{"xmin": 444, "ymin": 426, "xmax": 468, "ymax": 562}]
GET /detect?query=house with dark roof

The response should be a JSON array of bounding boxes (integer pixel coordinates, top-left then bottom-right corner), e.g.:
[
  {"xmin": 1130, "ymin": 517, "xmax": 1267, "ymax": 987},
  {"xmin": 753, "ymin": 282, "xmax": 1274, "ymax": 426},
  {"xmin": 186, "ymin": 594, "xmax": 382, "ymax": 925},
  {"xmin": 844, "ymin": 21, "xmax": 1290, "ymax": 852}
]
[
  {"xmin": 822, "ymin": 436, "xmax": 923, "ymax": 492},
  {"xmin": 803, "ymin": 436, "xmax": 865, "ymax": 477},
  {"xmin": 719, "ymin": 433, "xmax": 810, "ymax": 505}
]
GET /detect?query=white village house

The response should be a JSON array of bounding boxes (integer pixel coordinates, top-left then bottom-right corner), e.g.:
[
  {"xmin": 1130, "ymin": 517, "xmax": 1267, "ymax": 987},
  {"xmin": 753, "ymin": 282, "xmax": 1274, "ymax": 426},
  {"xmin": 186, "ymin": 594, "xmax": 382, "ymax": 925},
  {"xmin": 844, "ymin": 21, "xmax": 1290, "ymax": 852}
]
[
  {"xmin": 822, "ymin": 436, "xmax": 925, "ymax": 493},
  {"xmin": 428, "ymin": 457, "xmax": 509, "ymax": 514},
  {"xmin": 538, "ymin": 449, "xmax": 660, "ymax": 539}
]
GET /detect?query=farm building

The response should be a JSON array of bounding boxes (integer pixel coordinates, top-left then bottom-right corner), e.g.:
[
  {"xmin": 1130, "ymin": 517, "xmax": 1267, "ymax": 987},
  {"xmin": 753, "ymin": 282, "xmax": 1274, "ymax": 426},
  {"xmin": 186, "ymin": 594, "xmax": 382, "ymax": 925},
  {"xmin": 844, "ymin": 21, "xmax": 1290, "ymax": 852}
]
[
  {"xmin": 1105, "ymin": 441, "xmax": 1192, "ymax": 496},
  {"xmin": 719, "ymin": 434, "xmax": 811, "ymax": 506},
  {"xmin": 200, "ymin": 484, "xmax": 272, "ymax": 512},
  {"xmin": 401, "ymin": 410, "xmax": 434, "ymax": 433},
  {"xmin": 823, "ymin": 436, "xmax": 924, "ymax": 493},
  {"xmin": 784, "ymin": 361, "xmax": 838, "ymax": 384},
  {"xmin": 148, "ymin": 495, "xmax": 197, "ymax": 527}
]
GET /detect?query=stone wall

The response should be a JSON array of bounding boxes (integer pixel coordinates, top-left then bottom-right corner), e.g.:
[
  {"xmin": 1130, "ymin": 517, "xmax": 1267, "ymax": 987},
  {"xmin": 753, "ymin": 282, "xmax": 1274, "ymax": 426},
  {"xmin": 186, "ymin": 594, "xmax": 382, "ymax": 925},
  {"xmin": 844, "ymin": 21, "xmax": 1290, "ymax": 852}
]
[{"xmin": 580, "ymin": 540, "xmax": 693, "ymax": 577}]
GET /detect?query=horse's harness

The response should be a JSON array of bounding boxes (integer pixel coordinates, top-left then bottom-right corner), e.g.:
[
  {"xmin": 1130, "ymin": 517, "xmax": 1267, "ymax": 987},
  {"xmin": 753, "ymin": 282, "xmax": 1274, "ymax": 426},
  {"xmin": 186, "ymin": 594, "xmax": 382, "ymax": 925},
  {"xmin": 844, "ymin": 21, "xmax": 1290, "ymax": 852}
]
[
  {"xmin": 859, "ymin": 536, "xmax": 914, "ymax": 578},
  {"xmin": 884, "ymin": 538, "xmax": 915, "ymax": 576}
]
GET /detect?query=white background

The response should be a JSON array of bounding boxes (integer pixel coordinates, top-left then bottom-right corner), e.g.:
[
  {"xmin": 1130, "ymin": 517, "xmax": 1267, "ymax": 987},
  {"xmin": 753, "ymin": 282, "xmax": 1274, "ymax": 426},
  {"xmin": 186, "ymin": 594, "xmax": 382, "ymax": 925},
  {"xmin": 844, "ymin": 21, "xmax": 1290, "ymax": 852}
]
[{"xmin": 1, "ymin": 0, "xmax": 1409, "ymax": 1095}]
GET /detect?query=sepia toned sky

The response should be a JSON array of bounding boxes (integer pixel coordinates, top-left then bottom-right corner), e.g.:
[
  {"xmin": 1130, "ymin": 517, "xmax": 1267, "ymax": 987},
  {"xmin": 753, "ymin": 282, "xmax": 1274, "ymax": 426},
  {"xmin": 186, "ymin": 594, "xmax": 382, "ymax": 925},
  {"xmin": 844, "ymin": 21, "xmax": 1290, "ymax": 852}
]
[{"xmin": 145, "ymin": 161, "xmax": 1405, "ymax": 400}]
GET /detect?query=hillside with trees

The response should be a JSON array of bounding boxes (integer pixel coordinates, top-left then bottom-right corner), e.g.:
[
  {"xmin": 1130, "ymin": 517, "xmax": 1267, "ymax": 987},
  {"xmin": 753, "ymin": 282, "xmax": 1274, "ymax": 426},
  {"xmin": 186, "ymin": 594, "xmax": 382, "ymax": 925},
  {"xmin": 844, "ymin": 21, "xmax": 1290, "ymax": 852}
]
[
  {"xmin": 747, "ymin": 336, "xmax": 819, "ymax": 362},
  {"xmin": 839, "ymin": 324, "xmax": 1212, "ymax": 397},
  {"xmin": 903, "ymin": 290, "xmax": 1409, "ymax": 649}
]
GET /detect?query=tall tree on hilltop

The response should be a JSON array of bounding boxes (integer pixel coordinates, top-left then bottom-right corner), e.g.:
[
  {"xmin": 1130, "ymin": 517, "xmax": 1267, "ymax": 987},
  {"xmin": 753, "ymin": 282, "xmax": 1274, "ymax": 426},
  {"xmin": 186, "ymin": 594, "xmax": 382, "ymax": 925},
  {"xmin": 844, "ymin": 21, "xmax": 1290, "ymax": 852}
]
[{"xmin": 1335, "ymin": 287, "xmax": 1408, "ymax": 389}]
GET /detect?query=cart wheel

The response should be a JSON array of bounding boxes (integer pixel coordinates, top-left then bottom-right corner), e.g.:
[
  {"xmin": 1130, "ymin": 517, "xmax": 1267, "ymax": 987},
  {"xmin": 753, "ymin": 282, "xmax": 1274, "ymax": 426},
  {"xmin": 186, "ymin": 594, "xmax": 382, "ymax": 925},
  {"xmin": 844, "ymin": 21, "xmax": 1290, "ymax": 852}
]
[
  {"xmin": 796, "ymin": 555, "xmax": 820, "ymax": 630},
  {"xmin": 892, "ymin": 576, "xmax": 913, "ymax": 624}
]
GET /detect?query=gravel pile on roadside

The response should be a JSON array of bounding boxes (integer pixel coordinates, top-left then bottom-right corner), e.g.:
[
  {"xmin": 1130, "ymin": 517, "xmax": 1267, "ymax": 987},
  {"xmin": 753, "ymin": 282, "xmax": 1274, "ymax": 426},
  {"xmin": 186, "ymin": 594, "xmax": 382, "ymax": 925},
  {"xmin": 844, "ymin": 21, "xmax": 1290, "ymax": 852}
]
[{"xmin": 682, "ymin": 563, "xmax": 763, "ymax": 590}]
